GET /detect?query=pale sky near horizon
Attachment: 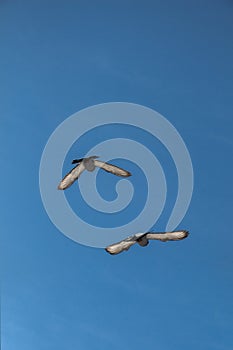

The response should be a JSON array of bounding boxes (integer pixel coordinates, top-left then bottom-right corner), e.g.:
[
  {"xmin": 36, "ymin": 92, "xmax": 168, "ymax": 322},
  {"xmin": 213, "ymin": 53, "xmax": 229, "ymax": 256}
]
[{"xmin": 1, "ymin": 1, "xmax": 233, "ymax": 349}]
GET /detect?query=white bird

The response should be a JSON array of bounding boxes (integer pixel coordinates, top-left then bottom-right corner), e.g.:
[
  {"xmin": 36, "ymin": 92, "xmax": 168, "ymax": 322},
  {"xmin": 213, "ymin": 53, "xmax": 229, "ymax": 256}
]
[
  {"xmin": 105, "ymin": 230, "xmax": 189, "ymax": 255},
  {"xmin": 58, "ymin": 156, "xmax": 131, "ymax": 190}
]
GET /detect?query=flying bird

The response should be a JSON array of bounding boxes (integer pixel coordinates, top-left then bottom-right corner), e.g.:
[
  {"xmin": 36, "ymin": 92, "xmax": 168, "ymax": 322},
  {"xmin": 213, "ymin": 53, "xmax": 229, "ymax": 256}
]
[
  {"xmin": 105, "ymin": 230, "xmax": 189, "ymax": 255},
  {"xmin": 58, "ymin": 156, "xmax": 131, "ymax": 190}
]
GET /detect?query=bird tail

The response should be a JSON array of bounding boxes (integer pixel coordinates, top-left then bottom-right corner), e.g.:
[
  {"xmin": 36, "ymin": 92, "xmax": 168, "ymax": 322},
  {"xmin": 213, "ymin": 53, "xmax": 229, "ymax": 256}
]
[{"xmin": 72, "ymin": 158, "xmax": 84, "ymax": 164}]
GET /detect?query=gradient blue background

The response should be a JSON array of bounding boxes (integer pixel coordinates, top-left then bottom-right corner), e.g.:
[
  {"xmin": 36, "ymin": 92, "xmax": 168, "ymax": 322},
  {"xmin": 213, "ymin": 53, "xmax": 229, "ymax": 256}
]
[{"xmin": 1, "ymin": 1, "xmax": 233, "ymax": 349}]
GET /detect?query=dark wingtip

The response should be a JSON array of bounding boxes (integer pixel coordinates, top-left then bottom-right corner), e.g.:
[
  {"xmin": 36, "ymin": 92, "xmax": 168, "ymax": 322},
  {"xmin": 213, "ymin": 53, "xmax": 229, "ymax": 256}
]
[
  {"xmin": 180, "ymin": 230, "xmax": 189, "ymax": 239},
  {"xmin": 105, "ymin": 247, "xmax": 114, "ymax": 255},
  {"xmin": 124, "ymin": 171, "xmax": 132, "ymax": 177}
]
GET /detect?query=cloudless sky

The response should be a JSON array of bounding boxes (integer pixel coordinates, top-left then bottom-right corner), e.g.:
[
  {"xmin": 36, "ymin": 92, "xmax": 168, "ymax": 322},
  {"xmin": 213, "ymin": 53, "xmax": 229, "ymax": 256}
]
[{"xmin": 1, "ymin": 1, "xmax": 233, "ymax": 349}]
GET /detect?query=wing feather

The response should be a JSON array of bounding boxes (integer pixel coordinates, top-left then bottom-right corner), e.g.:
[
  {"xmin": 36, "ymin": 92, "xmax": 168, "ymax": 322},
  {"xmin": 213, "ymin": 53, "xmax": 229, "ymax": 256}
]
[
  {"xmin": 94, "ymin": 160, "xmax": 131, "ymax": 177},
  {"xmin": 105, "ymin": 236, "xmax": 137, "ymax": 255},
  {"xmin": 57, "ymin": 163, "xmax": 85, "ymax": 190},
  {"xmin": 146, "ymin": 230, "xmax": 189, "ymax": 242}
]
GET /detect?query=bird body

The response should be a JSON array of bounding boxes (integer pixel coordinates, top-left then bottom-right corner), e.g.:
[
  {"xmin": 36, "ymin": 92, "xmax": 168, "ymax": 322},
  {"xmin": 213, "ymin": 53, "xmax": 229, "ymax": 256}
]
[
  {"xmin": 137, "ymin": 235, "xmax": 149, "ymax": 247},
  {"xmin": 58, "ymin": 156, "xmax": 131, "ymax": 190},
  {"xmin": 105, "ymin": 230, "xmax": 189, "ymax": 255},
  {"xmin": 82, "ymin": 156, "xmax": 97, "ymax": 171}
]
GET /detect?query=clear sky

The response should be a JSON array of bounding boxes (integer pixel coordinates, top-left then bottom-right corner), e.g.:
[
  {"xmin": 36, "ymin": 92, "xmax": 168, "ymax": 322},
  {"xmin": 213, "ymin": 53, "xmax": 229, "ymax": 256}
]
[{"xmin": 1, "ymin": 1, "xmax": 233, "ymax": 349}]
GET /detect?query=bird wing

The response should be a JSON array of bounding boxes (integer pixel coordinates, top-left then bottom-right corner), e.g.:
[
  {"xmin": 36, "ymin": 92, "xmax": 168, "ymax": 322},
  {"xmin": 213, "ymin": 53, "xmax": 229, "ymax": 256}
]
[
  {"xmin": 105, "ymin": 235, "xmax": 138, "ymax": 255},
  {"xmin": 57, "ymin": 163, "xmax": 86, "ymax": 190},
  {"xmin": 94, "ymin": 160, "xmax": 131, "ymax": 177},
  {"xmin": 146, "ymin": 230, "xmax": 189, "ymax": 242}
]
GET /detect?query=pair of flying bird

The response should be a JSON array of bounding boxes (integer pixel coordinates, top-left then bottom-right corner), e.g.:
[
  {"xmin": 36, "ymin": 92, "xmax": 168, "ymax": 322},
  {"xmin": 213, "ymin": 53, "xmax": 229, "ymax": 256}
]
[{"xmin": 58, "ymin": 156, "xmax": 189, "ymax": 255}]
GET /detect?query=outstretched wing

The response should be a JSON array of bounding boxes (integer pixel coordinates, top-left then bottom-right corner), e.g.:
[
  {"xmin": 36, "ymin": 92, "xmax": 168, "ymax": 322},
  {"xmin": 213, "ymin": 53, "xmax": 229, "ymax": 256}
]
[
  {"xmin": 94, "ymin": 160, "xmax": 131, "ymax": 177},
  {"xmin": 105, "ymin": 236, "xmax": 138, "ymax": 255},
  {"xmin": 58, "ymin": 163, "xmax": 85, "ymax": 190},
  {"xmin": 146, "ymin": 230, "xmax": 189, "ymax": 242}
]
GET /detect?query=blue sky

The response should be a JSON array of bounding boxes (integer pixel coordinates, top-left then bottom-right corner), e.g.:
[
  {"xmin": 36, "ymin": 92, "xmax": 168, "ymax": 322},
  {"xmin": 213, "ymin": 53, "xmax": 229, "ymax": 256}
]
[{"xmin": 1, "ymin": 1, "xmax": 233, "ymax": 349}]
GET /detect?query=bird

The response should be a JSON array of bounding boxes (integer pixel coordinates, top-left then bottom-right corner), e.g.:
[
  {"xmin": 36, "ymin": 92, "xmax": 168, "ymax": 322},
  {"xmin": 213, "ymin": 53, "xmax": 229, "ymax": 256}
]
[
  {"xmin": 58, "ymin": 156, "xmax": 131, "ymax": 190},
  {"xmin": 105, "ymin": 230, "xmax": 189, "ymax": 255}
]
